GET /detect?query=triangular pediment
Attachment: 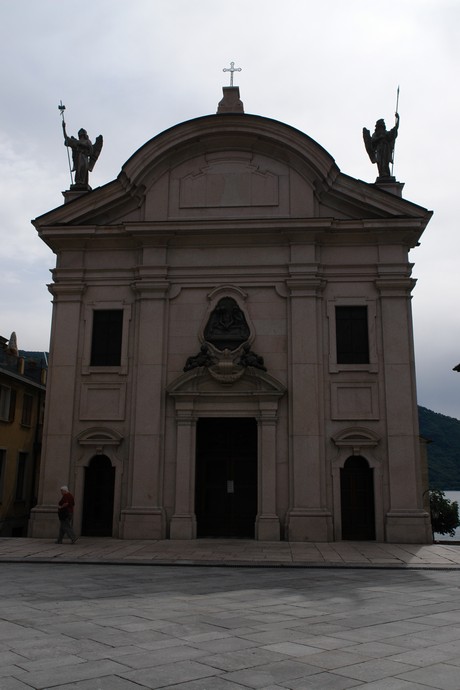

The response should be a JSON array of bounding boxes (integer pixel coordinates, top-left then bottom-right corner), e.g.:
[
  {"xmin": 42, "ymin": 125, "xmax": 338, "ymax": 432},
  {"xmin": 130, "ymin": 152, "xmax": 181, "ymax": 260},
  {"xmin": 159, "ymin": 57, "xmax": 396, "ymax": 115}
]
[{"xmin": 167, "ymin": 365, "xmax": 286, "ymax": 399}]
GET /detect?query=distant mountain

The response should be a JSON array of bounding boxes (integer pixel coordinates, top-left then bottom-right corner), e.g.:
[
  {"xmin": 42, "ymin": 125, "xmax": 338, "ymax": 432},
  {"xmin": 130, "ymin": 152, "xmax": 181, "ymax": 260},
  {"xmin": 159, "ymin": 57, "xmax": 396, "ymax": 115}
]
[{"xmin": 418, "ymin": 406, "xmax": 460, "ymax": 490}]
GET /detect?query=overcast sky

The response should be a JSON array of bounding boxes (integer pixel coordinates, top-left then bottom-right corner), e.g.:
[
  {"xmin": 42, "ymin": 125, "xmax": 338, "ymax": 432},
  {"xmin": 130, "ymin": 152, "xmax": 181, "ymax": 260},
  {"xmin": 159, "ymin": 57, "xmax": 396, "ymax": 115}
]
[{"xmin": 1, "ymin": 0, "xmax": 459, "ymax": 419}]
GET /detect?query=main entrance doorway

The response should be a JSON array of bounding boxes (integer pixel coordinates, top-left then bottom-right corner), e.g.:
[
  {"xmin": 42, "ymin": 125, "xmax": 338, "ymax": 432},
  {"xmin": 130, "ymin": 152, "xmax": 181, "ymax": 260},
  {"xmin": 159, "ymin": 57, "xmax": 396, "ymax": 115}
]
[
  {"xmin": 195, "ymin": 417, "xmax": 257, "ymax": 538},
  {"xmin": 340, "ymin": 455, "xmax": 376, "ymax": 540},
  {"xmin": 81, "ymin": 455, "xmax": 115, "ymax": 536}
]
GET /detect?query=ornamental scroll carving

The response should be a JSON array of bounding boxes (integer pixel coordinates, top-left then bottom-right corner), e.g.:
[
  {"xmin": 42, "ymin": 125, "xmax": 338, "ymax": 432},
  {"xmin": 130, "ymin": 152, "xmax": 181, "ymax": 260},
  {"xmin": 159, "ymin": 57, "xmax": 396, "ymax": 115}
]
[{"xmin": 183, "ymin": 297, "xmax": 266, "ymax": 378}]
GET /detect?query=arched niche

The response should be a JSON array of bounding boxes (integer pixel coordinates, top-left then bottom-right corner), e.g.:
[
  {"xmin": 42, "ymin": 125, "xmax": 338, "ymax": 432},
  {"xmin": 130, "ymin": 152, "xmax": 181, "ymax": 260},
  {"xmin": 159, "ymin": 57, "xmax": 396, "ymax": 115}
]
[
  {"xmin": 340, "ymin": 455, "xmax": 376, "ymax": 540},
  {"xmin": 74, "ymin": 426, "xmax": 124, "ymax": 538},
  {"xmin": 331, "ymin": 427, "xmax": 383, "ymax": 541}
]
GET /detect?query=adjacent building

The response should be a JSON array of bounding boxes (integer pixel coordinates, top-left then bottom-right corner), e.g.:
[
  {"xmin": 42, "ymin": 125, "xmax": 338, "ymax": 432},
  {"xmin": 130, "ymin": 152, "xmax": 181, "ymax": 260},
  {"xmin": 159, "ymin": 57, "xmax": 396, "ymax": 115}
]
[
  {"xmin": 0, "ymin": 334, "xmax": 47, "ymax": 536},
  {"xmin": 29, "ymin": 87, "xmax": 433, "ymax": 543}
]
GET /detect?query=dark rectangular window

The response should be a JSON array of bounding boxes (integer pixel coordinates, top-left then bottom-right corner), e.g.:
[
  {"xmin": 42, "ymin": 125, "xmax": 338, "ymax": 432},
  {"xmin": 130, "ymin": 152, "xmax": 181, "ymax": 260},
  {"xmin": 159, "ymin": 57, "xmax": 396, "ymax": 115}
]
[
  {"xmin": 0, "ymin": 386, "xmax": 9, "ymax": 421},
  {"xmin": 15, "ymin": 452, "xmax": 27, "ymax": 501},
  {"xmin": 0, "ymin": 450, "xmax": 5, "ymax": 503},
  {"xmin": 21, "ymin": 394, "xmax": 33, "ymax": 427},
  {"xmin": 90, "ymin": 310, "xmax": 123, "ymax": 366},
  {"xmin": 9, "ymin": 389, "xmax": 16, "ymax": 422},
  {"xmin": 0, "ymin": 386, "xmax": 16, "ymax": 422},
  {"xmin": 336, "ymin": 306, "xmax": 369, "ymax": 364}
]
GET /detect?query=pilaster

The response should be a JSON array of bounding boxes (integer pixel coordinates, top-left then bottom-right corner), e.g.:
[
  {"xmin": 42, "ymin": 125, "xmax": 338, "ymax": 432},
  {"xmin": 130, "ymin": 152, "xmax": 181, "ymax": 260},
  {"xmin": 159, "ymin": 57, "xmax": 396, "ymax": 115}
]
[
  {"xmin": 121, "ymin": 280, "xmax": 169, "ymax": 538},
  {"xmin": 170, "ymin": 406, "xmax": 197, "ymax": 540},
  {"xmin": 376, "ymin": 276, "xmax": 431, "ymax": 542},
  {"xmin": 285, "ymin": 273, "xmax": 331, "ymax": 541},
  {"xmin": 29, "ymin": 284, "xmax": 85, "ymax": 538},
  {"xmin": 255, "ymin": 405, "xmax": 280, "ymax": 541}
]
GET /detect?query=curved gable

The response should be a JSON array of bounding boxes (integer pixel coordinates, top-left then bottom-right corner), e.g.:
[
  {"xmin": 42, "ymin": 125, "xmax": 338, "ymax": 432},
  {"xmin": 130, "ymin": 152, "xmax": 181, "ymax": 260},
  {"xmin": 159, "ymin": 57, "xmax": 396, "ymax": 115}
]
[{"xmin": 121, "ymin": 114, "xmax": 339, "ymax": 223}]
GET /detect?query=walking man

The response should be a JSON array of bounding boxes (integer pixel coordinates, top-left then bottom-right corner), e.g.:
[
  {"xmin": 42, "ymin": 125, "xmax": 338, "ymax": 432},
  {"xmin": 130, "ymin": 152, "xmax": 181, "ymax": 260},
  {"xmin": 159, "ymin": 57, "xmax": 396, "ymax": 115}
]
[{"xmin": 56, "ymin": 486, "xmax": 77, "ymax": 544}]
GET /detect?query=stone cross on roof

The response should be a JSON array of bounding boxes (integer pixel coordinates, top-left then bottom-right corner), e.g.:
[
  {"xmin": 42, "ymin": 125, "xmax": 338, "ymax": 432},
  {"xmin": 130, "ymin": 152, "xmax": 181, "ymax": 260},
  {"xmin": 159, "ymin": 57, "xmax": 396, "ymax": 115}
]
[{"xmin": 223, "ymin": 61, "xmax": 242, "ymax": 87}]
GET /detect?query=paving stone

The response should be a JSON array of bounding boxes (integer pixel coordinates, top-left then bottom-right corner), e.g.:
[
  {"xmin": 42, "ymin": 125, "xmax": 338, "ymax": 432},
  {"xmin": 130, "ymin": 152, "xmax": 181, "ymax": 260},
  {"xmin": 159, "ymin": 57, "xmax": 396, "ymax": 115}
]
[
  {"xmin": 265, "ymin": 641, "xmax": 341, "ymax": 658},
  {"xmin": 9, "ymin": 635, "xmax": 91, "ymax": 660},
  {"xmin": 340, "ymin": 641, "xmax": 413, "ymax": 659},
  {"xmin": 332, "ymin": 621, "xmax": 432, "ymax": 643},
  {"xmin": 292, "ymin": 636, "xmax": 357, "ymax": 652},
  {"xmin": 0, "ymin": 666, "xmax": 31, "ymax": 680},
  {"xmin": 413, "ymin": 624, "xmax": 460, "ymax": 644},
  {"xmin": 386, "ymin": 644, "xmax": 460, "ymax": 667},
  {"xmin": 198, "ymin": 646, "xmax": 286, "ymax": 671},
  {"xmin": 1, "ymin": 679, "xmax": 40, "ymax": 690},
  {"xmin": 354, "ymin": 680, "xmax": 440, "ymax": 689},
  {"xmin": 121, "ymin": 659, "xmax": 219, "ymax": 688},
  {"xmin": 398, "ymin": 662, "xmax": 460, "ymax": 689},
  {"xmin": 117, "ymin": 644, "xmax": 209, "ymax": 669},
  {"xmin": 83, "ymin": 628, "xmax": 175, "ymax": 647},
  {"xmin": 180, "ymin": 630, "xmax": 232, "ymax": 643},
  {"xmin": 191, "ymin": 635, "xmax": 259, "ymax": 653},
  {"xmin": 13, "ymin": 654, "xmax": 85, "ymax": 673},
  {"xmin": 281, "ymin": 671, "xmax": 362, "ymax": 688},
  {"xmin": 242, "ymin": 628, "xmax": 320, "ymax": 644},
  {"xmin": 380, "ymin": 632, "xmax": 438, "ymax": 651},
  {"xmin": 147, "ymin": 679, "xmax": 251, "ymax": 690},
  {"xmin": 223, "ymin": 659, "xmax": 319, "ymax": 687},
  {"xmin": 333, "ymin": 658, "xmax": 418, "ymax": 683},
  {"xmin": 0, "ymin": 622, "xmax": 43, "ymax": 642},
  {"xmin": 50, "ymin": 677, "xmax": 150, "ymax": 690},
  {"xmin": 0, "ymin": 651, "xmax": 27, "ymax": 665},
  {"xmin": 13, "ymin": 659, "xmax": 131, "ymax": 689},
  {"xmin": 288, "ymin": 649, "xmax": 372, "ymax": 670}
]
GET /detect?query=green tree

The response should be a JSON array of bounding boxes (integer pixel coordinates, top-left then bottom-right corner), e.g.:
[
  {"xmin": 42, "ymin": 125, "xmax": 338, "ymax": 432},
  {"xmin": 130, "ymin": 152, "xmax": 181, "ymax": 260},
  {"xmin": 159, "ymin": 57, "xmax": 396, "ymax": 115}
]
[{"xmin": 429, "ymin": 489, "xmax": 460, "ymax": 540}]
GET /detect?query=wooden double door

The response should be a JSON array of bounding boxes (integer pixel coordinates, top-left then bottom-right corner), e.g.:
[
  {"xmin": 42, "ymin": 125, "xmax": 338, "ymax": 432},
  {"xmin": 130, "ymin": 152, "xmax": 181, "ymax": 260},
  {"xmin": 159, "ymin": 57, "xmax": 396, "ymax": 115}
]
[{"xmin": 195, "ymin": 417, "xmax": 258, "ymax": 538}]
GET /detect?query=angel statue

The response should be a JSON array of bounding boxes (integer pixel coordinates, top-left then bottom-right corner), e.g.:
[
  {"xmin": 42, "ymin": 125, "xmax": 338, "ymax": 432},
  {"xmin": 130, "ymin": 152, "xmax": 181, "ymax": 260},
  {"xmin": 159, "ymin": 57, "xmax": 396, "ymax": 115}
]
[
  {"xmin": 363, "ymin": 113, "xmax": 399, "ymax": 179},
  {"xmin": 62, "ymin": 122, "xmax": 103, "ymax": 190}
]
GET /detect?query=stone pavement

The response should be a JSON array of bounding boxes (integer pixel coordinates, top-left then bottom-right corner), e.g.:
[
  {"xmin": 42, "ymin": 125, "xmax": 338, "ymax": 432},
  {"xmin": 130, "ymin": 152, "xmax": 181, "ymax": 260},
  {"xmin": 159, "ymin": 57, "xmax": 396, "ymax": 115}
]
[
  {"xmin": 1, "ymin": 537, "xmax": 460, "ymax": 568},
  {"xmin": 2, "ymin": 555, "xmax": 460, "ymax": 689}
]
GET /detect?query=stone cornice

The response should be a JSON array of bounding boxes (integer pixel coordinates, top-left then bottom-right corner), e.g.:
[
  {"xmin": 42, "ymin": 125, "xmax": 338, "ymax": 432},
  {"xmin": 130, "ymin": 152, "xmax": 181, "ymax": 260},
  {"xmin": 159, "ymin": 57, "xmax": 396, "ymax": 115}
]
[
  {"xmin": 375, "ymin": 277, "xmax": 417, "ymax": 295},
  {"xmin": 47, "ymin": 283, "xmax": 86, "ymax": 300},
  {"xmin": 130, "ymin": 281, "xmax": 170, "ymax": 298},
  {"xmin": 286, "ymin": 277, "xmax": 326, "ymax": 296},
  {"xmin": 36, "ymin": 216, "xmax": 429, "ymax": 248}
]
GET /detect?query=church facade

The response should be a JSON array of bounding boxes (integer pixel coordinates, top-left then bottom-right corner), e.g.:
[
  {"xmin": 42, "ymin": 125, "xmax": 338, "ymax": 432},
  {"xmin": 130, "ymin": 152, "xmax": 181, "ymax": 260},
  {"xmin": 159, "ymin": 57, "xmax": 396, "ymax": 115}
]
[{"xmin": 29, "ymin": 88, "xmax": 433, "ymax": 543}]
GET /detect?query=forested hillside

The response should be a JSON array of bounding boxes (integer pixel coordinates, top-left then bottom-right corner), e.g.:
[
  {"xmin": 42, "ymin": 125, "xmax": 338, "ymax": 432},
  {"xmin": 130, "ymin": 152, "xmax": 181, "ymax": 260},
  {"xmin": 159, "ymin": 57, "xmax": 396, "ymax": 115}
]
[{"xmin": 418, "ymin": 406, "xmax": 460, "ymax": 489}]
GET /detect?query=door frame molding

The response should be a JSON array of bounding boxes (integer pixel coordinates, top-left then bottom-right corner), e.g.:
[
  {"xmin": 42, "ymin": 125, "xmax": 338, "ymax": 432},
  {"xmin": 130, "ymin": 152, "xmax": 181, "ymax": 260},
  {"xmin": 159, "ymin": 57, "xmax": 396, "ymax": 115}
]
[
  {"xmin": 75, "ymin": 427, "xmax": 123, "ymax": 537},
  {"xmin": 167, "ymin": 367, "xmax": 286, "ymax": 540},
  {"xmin": 331, "ymin": 427, "xmax": 383, "ymax": 541}
]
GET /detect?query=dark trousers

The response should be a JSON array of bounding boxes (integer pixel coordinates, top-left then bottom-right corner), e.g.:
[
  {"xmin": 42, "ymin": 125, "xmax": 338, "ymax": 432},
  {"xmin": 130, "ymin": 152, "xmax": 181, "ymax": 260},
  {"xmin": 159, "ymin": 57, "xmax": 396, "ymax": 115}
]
[{"xmin": 57, "ymin": 516, "xmax": 76, "ymax": 543}]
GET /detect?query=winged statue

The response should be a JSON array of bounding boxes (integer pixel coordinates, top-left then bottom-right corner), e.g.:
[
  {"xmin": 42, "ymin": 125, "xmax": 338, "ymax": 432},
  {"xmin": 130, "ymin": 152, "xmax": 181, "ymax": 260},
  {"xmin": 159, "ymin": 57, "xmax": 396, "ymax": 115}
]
[
  {"xmin": 62, "ymin": 122, "xmax": 103, "ymax": 190},
  {"xmin": 363, "ymin": 113, "xmax": 399, "ymax": 179}
]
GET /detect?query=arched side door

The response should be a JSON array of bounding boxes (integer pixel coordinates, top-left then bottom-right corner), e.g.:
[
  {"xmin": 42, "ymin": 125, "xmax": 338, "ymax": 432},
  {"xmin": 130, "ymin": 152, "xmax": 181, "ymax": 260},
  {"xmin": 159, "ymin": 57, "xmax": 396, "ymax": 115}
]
[
  {"xmin": 82, "ymin": 455, "xmax": 115, "ymax": 536},
  {"xmin": 340, "ymin": 455, "xmax": 376, "ymax": 540}
]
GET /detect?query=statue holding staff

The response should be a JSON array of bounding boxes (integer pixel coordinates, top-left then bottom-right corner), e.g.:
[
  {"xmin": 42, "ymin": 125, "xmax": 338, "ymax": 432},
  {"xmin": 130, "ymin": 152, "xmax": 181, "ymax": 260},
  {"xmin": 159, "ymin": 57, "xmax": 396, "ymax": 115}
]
[
  {"xmin": 363, "ymin": 111, "xmax": 399, "ymax": 180},
  {"xmin": 59, "ymin": 102, "xmax": 103, "ymax": 189}
]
